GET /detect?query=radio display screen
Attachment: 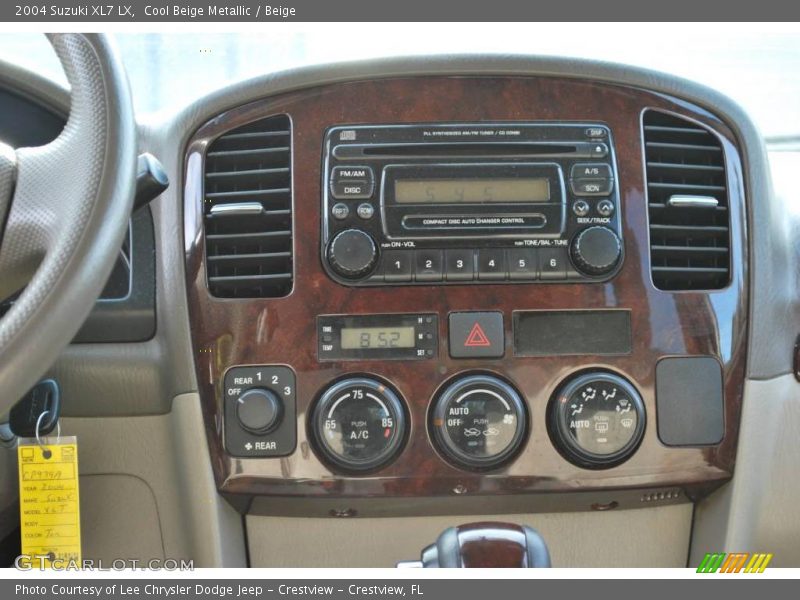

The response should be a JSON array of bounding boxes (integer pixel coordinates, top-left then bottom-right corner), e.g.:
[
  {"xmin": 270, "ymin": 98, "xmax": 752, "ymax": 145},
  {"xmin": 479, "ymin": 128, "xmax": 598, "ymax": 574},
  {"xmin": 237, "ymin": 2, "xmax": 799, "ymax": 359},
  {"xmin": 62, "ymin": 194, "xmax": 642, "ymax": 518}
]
[
  {"xmin": 394, "ymin": 178, "xmax": 550, "ymax": 204},
  {"xmin": 341, "ymin": 326, "xmax": 416, "ymax": 350}
]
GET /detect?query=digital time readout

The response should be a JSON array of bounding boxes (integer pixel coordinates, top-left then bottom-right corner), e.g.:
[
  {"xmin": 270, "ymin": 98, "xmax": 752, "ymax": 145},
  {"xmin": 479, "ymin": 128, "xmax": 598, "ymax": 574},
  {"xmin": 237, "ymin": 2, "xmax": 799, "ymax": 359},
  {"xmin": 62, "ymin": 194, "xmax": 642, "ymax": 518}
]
[
  {"xmin": 394, "ymin": 178, "xmax": 550, "ymax": 204},
  {"xmin": 340, "ymin": 327, "xmax": 416, "ymax": 349}
]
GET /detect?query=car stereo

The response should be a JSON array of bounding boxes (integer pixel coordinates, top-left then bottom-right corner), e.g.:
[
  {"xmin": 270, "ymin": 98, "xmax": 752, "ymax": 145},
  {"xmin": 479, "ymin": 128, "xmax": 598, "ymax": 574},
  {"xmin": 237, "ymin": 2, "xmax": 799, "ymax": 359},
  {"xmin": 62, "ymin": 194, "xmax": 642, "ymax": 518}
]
[{"xmin": 321, "ymin": 123, "xmax": 623, "ymax": 286}]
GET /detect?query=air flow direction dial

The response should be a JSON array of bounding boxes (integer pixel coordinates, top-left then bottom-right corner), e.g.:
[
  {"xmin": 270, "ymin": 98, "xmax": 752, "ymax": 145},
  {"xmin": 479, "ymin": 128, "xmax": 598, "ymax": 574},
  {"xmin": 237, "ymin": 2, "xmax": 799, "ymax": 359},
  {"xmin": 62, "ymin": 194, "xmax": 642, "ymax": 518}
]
[{"xmin": 549, "ymin": 372, "xmax": 645, "ymax": 469}]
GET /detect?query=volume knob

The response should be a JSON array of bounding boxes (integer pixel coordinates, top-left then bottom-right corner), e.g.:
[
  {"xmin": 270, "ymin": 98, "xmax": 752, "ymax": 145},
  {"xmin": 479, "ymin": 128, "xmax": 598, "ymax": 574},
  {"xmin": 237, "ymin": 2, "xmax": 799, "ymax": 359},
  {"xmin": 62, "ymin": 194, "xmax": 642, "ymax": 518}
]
[
  {"xmin": 327, "ymin": 229, "xmax": 378, "ymax": 279},
  {"xmin": 570, "ymin": 226, "xmax": 621, "ymax": 276}
]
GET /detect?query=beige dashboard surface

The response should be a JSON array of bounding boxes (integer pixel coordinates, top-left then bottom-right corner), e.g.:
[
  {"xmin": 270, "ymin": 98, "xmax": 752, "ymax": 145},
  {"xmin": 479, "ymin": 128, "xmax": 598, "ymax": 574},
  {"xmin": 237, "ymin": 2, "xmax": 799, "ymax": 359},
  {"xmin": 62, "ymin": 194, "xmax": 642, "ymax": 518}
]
[{"xmin": 247, "ymin": 504, "xmax": 692, "ymax": 568}]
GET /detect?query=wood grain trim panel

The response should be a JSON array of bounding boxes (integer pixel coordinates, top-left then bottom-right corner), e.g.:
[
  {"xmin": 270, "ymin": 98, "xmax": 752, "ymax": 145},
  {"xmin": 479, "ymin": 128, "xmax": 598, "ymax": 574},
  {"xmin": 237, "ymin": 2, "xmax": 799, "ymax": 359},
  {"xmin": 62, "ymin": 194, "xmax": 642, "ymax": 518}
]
[{"xmin": 184, "ymin": 76, "xmax": 747, "ymax": 515}]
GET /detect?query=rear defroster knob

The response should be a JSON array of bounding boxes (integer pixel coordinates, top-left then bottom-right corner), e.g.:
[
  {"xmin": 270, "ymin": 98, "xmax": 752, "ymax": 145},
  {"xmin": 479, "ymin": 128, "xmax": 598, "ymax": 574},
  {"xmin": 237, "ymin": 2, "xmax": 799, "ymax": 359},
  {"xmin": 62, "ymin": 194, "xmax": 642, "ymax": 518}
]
[
  {"xmin": 236, "ymin": 388, "xmax": 282, "ymax": 435},
  {"xmin": 570, "ymin": 226, "xmax": 621, "ymax": 276}
]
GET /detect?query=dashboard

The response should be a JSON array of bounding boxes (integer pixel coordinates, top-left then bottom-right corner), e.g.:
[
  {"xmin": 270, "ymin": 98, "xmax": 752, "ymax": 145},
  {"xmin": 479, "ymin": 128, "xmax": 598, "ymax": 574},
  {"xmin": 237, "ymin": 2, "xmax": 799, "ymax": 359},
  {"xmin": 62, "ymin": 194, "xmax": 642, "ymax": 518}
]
[
  {"xmin": 183, "ymin": 75, "xmax": 747, "ymax": 517},
  {"xmin": 4, "ymin": 45, "xmax": 799, "ymax": 567}
]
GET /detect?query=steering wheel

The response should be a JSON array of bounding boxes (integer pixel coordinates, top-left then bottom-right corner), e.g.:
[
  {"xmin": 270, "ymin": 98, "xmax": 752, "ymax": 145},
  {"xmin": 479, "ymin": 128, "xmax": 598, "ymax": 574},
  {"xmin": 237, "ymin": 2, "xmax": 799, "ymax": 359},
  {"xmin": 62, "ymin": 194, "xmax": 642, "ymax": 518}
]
[{"xmin": 0, "ymin": 34, "xmax": 136, "ymax": 417}]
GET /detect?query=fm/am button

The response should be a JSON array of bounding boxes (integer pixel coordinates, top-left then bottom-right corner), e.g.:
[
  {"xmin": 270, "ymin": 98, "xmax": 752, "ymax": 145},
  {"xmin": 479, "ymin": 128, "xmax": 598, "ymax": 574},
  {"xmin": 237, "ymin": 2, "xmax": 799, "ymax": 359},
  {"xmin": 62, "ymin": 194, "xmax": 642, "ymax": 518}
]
[{"xmin": 331, "ymin": 166, "xmax": 375, "ymax": 199}]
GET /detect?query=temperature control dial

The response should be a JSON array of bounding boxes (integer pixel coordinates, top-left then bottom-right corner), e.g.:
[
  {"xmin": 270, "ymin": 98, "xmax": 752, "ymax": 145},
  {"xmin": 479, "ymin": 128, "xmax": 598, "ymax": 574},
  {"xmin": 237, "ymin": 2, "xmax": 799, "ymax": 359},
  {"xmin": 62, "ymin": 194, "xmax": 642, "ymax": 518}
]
[
  {"xmin": 430, "ymin": 374, "xmax": 527, "ymax": 471},
  {"xmin": 549, "ymin": 372, "xmax": 645, "ymax": 469},
  {"xmin": 312, "ymin": 377, "xmax": 407, "ymax": 472}
]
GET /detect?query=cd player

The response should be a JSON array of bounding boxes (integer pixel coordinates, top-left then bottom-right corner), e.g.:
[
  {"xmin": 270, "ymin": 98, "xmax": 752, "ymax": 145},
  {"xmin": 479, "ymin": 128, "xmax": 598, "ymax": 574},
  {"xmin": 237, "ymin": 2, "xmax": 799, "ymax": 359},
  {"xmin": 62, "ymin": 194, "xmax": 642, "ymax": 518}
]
[{"xmin": 321, "ymin": 122, "xmax": 623, "ymax": 286}]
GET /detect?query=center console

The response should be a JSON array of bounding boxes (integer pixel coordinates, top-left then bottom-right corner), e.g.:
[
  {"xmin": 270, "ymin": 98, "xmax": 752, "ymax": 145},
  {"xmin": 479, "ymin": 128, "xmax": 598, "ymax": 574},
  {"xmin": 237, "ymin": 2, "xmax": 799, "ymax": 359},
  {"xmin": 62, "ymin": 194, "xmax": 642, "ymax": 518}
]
[{"xmin": 183, "ymin": 75, "xmax": 747, "ymax": 517}]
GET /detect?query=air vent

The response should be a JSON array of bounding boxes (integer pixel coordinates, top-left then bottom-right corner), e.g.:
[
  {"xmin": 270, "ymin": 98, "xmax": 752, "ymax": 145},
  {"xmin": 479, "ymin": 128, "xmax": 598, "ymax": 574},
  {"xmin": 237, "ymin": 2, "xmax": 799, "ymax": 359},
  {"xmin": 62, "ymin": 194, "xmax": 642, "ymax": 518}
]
[
  {"xmin": 643, "ymin": 110, "xmax": 730, "ymax": 290},
  {"xmin": 203, "ymin": 114, "xmax": 292, "ymax": 298}
]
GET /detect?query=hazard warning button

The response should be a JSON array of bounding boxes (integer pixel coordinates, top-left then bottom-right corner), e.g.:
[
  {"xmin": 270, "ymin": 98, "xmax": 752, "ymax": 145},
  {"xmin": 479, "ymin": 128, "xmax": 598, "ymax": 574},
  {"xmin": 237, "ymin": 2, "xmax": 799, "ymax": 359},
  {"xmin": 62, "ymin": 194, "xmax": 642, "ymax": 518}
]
[{"xmin": 448, "ymin": 312, "xmax": 504, "ymax": 359}]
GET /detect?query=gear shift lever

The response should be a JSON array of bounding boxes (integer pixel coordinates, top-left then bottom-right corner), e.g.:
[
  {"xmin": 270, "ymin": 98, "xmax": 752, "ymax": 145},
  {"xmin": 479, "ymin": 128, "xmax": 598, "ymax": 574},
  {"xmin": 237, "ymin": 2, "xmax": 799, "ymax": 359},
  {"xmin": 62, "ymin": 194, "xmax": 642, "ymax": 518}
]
[{"xmin": 398, "ymin": 522, "xmax": 551, "ymax": 568}]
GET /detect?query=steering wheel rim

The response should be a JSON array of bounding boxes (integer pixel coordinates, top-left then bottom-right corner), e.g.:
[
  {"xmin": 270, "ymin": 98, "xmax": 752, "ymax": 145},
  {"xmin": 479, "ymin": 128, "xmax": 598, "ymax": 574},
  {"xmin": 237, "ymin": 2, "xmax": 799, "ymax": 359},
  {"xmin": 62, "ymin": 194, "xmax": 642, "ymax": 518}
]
[{"xmin": 0, "ymin": 33, "xmax": 136, "ymax": 416}]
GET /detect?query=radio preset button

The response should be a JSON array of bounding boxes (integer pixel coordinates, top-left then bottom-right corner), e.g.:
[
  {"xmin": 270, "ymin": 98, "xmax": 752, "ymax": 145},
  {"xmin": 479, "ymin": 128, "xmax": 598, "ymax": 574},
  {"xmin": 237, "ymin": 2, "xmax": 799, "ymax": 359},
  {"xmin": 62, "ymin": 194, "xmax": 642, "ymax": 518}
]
[
  {"xmin": 331, "ymin": 202, "xmax": 350, "ymax": 220},
  {"xmin": 477, "ymin": 249, "xmax": 507, "ymax": 281},
  {"xmin": 382, "ymin": 251, "xmax": 413, "ymax": 282},
  {"xmin": 597, "ymin": 199, "xmax": 615, "ymax": 217},
  {"xmin": 356, "ymin": 203, "xmax": 375, "ymax": 220},
  {"xmin": 572, "ymin": 200, "xmax": 591, "ymax": 217},
  {"xmin": 571, "ymin": 163, "xmax": 612, "ymax": 180},
  {"xmin": 445, "ymin": 249, "xmax": 475, "ymax": 281},
  {"xmin": 539, "ymin": 247, "xmax": 568, "ymax": 280},
  {"xmin": 415, "ymin": 250, "xmax": 444, "ymax": 282},
  {"xmin": 570, "ymin": 178, "xmax": 614, "ymax": 196},
  {"xmin": 507, "ymin": 249, "xmax": 538, "ymax": 280}
]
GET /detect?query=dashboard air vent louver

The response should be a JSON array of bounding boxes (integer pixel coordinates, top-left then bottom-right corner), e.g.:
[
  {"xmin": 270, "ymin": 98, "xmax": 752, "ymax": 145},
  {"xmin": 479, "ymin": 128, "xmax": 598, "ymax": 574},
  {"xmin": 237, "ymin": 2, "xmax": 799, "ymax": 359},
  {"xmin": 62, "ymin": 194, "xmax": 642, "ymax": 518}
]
[
  {"xmin": 204, "ymin": 114, "xmax": 293, "ymax": 298},
  {"xmin": 644, "ymin": 110, "xmax": 730, "ymax": 291}
]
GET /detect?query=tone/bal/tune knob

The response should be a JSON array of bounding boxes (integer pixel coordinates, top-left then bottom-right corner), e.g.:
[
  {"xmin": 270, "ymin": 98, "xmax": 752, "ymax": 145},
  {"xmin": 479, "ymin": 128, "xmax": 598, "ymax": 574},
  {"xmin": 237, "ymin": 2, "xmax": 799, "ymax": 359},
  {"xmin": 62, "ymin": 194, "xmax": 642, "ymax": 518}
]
[
  {"xmin": 327, "ymin": 229, "xmax": 378, "ymax": 279},
  {"xmin": 570, "ymin": 226, "xmax": 621, "ymax": 276},
  {"xmin": 236, "ymin": 388, "xmax": 283, "ymax": 435}
]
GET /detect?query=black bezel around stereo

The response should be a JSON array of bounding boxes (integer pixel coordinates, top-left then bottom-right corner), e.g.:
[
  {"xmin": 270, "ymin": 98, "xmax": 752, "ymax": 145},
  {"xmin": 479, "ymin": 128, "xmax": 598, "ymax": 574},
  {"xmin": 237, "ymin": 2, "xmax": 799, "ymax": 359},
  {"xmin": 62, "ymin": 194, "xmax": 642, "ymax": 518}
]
[{"xmin": 321, "ymin": 123, "xmax": 623, "ymax": 286}]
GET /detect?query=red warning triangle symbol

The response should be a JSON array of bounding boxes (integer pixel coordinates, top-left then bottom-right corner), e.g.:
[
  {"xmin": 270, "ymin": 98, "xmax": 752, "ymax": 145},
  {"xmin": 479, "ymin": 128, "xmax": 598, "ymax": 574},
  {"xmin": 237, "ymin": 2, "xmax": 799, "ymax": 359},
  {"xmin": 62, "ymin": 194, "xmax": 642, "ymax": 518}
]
[{"xmin": 464, "ymin": 322, "xmax": 492, "ymax": 347}]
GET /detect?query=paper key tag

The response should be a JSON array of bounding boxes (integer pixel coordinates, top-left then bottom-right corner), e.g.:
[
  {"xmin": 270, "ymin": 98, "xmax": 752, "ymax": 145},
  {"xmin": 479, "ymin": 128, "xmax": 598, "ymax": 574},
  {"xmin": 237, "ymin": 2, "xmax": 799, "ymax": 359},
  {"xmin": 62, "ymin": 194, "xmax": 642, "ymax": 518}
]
[{"xmin": 17, "ymin": 437, "xmax": 81, "ymax": 568}]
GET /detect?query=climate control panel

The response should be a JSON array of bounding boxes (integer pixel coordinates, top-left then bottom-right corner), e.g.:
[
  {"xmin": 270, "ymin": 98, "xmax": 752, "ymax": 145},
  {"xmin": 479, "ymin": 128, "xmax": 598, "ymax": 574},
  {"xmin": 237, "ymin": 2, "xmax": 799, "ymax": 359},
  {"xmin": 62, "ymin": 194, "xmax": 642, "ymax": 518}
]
[{"xmin": 223, "ymin": 365, "xmax": 649, "ymax": 474}]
